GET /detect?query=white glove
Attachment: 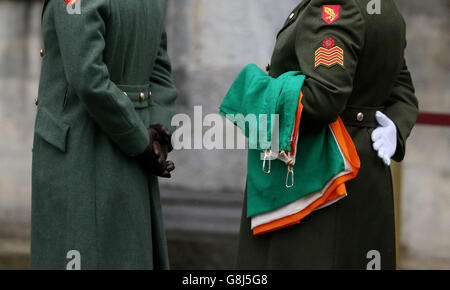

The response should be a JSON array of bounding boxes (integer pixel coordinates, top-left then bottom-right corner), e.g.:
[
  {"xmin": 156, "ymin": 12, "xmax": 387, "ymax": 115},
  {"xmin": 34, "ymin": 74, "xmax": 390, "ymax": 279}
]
[{"xmin": 371, "ymin": 111, "xmax": 397, "ymax": 166}]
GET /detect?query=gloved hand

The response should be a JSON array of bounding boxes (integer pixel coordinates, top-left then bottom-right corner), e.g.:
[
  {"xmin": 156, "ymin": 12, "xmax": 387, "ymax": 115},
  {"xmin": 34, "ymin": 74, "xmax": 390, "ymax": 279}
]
[
  {"xmin": 371, "ymin": 111, "xmax": 397, "ymax": 166},
  {"xmin": 136, "ymin": 124, "xmax": 175, "ymax": 178},
  {"xmin": 149, "ymin": 123, "xmax": 174, "ymax": 158}
]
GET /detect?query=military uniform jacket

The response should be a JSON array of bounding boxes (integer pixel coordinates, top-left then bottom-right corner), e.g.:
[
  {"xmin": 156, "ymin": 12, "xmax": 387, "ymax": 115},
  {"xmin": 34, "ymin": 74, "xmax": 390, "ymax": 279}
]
[
  {"xmin": 31, "ymin": 0, "xmax": 177, "ymax": 269},
  {"xmin": 237, "ymin": 0, "xmax": 418, "ymax": 270}
]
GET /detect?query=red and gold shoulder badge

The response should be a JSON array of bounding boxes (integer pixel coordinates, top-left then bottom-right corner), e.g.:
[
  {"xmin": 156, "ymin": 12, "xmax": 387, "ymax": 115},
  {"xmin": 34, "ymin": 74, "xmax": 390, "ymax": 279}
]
[
  {"xmin": 314, "ymin": 37, "xmax": 344, "ymax": 69},
  {"xmin": 322, "ymin": 5, "xmax": 340, "ymax": 24},
  {"xmin": 65, "ymin": 0, "xmax": 79, "ymax": 6}
]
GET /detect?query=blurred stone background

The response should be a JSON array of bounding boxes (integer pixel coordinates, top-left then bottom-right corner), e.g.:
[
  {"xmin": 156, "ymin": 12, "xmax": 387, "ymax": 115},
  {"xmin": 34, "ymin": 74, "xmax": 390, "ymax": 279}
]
[{"xmin": 0, "ymin": 0, "xmax": 448, "ymax": 269}]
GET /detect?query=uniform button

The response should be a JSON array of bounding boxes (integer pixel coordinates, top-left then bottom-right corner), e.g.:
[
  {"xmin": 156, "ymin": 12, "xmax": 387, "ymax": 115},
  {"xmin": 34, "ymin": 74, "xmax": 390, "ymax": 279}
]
[
  {"xmin": 34, "ymin": 97, "xmax": 39, "ymax": 106},
  {"xmin": 139, "ymin": 92, "xmax": 145, "ymax": 101},
  {"xmin": 357, "ymin": 112, "xmax": 364, "ymax": 122},
  {"xmin": 289, "ymin": 13, "xmax": 295, "ymax": 20},
  {"xmin": 40, "ymin": 49, "xmax": 44, "ymax": 57},
  {"xmin": 148, "ymin": 91, "xmax": 152, "ymax": 98},
  {"xmin": 123, "ymin": 92, "xmax": 128, "ymax": 96},
  {"xmin": 266, "ymin": 64, "xmax": 271, "ymax": 72}
]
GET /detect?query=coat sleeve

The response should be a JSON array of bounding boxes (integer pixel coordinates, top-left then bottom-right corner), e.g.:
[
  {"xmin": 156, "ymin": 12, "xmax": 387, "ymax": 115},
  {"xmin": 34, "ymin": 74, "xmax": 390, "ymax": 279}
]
[
  {"xmin": 383, "ymin": 58, "xmax": 419, "ymax": 162},
  {"xmin": 149, "ymin": 28, "xmax": 178, "ymax": 131},
  {"xmin": 295, "ymin": 0, "xmax": 365, "ymax": 126},
  {"xmin": 52, "ymin": 0, "xmax": 149, "ymax": 156}
]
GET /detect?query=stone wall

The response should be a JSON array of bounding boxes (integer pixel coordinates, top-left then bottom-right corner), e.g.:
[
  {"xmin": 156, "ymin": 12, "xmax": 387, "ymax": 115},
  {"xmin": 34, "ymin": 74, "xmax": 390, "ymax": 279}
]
[
  {"xmin": 0, "ymin": 0, "xmax": 448, "ymax": 269},
  {"xmin": 393, "ymin": 0, "xmax": 450, "ymax": 269},
  {"xmin": 0, "ymin": 1, "xmax": 42, "ymax": 239}
]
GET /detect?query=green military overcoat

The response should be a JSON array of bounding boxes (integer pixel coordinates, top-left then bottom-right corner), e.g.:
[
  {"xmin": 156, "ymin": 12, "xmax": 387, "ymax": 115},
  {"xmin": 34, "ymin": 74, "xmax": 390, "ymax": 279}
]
[
  {"xmin": 31, "ymin": 0, "xmax": 177, "ymax": 269},
  {"xmin": 237, "ymin": 0, "xmax": 418, "ymax": 270}
]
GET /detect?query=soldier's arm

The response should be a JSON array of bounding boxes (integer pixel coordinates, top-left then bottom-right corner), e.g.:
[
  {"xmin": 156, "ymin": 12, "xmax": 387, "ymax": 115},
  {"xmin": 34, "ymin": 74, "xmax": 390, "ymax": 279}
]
[
  {"xmin": 149, "ymin": 28, "xmax": 178, "ymax": 131},
  {"xmin": 383, "ymin": 58, "xmax": 419, "ymax": 162},
  {"xmin": 295, "ymin": 0, "xmax": 365, "ymax": 126},
  {"xmin": 52, "ymin": 0, "xmax": 149, "ymax": 156}
]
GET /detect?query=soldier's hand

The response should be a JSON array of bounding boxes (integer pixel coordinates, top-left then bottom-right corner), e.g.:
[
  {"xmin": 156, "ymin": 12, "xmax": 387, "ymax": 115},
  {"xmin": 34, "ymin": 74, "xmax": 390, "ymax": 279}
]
[
  {"xmin": 160, "ymin": 160, "xmax": 175, "ymax": 178},
  {"xmin": 150, "ymin": 123, "xmax": 174, "ymax": 153},
  {"xmin": 151, "ymin": 136, "xmax": 175, "ymax": 178},
  {"xmin": 136, "ymin": 142, "xmax": 175, "ymax": 178},
  {"xmin": 136, "ymin": 124, "xmax": 175, "ymax": 178},
  {"xmin": 371, "ymin": 111, "xmax": 397, "ymax": 166}
]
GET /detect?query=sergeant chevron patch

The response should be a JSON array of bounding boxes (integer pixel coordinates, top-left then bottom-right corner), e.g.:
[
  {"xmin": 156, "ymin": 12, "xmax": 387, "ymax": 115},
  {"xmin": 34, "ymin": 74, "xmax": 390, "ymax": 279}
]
[{"xmin": 314, "ymin": 37, "xmax": 344, "ymax": 69}]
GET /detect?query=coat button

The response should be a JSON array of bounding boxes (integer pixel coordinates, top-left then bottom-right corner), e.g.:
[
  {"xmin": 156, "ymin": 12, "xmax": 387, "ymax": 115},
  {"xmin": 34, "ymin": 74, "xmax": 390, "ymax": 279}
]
[
  {"xmin": 148, "ymin": 91, "xmax": 152, "ymax": 98},
  {"xmin": 357, "ymin": 112, "xmax": 364, "ymax": 122},
  {"xmin": 34, "ymin": 97, "xmax": 39, "ymax": 106},
  {"xmin": 289, "ymin": 13, "xmax": 295, "ymax": 20},
  {"xmin": 139, "ymin": 92, "xmax": 145, "ymax": 101},
  {"xmin": 123, "ymin": 92, "xmax": 128, "ymax": 96},
  {"xmin": 266, "ymin": 64, "xmax": 271, "ymax": 72},
  {"xmin": 40, "ymin": 49, "xmax": 44, "ymax": 57}
]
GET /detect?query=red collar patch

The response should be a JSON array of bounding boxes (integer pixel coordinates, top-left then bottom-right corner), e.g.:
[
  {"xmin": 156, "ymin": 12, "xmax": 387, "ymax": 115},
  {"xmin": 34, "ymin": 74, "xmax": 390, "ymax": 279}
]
[
  {"xmin": 65, "ymin": 0, "xmax": 79, "ymax": 6},
  {"xmin": 322, "ymin": 5, "xmax": 340, "ymax": 24}
]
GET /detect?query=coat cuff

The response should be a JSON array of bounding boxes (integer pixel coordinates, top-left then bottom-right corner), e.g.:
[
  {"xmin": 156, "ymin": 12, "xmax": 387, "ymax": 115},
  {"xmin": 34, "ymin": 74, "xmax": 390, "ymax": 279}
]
[
  {"xmin": 110, "ymin": 123, "xmax": 150, "ymax": 157},
  {"xmin": 392, "ymin": 130, "xmax": 406, "ymax": 162}
]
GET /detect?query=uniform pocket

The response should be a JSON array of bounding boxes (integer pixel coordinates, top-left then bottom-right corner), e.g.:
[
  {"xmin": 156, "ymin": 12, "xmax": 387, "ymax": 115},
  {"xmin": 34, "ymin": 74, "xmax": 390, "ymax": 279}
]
[
  {"xmin": 62, "ymin": 85, "xmax": 72, "ymax": 112},
  {"xmin": 35, "ymin": 107, "xmax": 70, "ymax": 152}
]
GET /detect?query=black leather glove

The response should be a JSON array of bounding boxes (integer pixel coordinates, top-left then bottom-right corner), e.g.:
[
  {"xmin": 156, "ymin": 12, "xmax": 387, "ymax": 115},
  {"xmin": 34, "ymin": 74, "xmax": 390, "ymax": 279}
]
[
  {"xmin": 136, "ymin": 124, "xmax": 175, "ymax": 178},
  {"xmin": 150, "ymin": 123, "xmax": 174, "ymax": 157}
]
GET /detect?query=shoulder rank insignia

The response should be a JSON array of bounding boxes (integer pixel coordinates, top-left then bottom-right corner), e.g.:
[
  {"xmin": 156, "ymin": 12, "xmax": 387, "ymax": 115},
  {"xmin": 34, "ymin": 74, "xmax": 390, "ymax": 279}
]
[
  {"xmin": 322, "ymin": 5, "xmax": 340, "ymax": 24},
  {"xmin": 314, "ymin": 37, "xmax": 344, "ymax": 69}
]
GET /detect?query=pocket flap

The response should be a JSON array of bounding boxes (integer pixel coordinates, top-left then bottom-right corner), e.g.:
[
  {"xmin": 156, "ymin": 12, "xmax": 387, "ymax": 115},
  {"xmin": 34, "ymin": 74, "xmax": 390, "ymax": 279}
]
[{"xmin": 35, "ymin": 107, "xmax": 70, "ymax": 152}]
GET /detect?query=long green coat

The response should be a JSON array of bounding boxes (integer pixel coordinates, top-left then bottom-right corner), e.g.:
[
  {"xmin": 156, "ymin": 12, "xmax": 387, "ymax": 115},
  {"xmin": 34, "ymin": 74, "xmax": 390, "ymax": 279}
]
[
  {"xmin": 31, "ymin": 0, "xmax": 177, "ymax": 270},
  {"xmin": 237, "ymin": 0, "xmax": 418, "ymax": 270}
]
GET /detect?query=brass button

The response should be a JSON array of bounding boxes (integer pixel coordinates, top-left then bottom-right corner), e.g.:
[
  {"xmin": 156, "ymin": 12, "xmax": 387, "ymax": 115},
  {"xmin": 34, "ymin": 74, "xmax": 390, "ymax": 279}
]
[
  {"xmin": 289, "ymin": 13, "xmax": 295, "ymax": 20},
  {"xmin": 139, "ymin": 92, "xmax": 145, "ymax": 101},
  {"xmin": 123, "ymin": 92, "xmax": 128, "ymax": 96},
  {"xmin": 40, "ymin": 49, "xmax": 44, "ymax": 57},
  {"xmin": 148, "ymin": 91, "xmax": 152, "ymax": 98},
  {"xmin": 34, "ymin": 97, "xmax": 39, "ymax": 106},
  {"xmin": 266, "ymin": 64, "xmax": 271, "ymax": 72},
  {"xmin": 357, "ymin": 112, "xmax": 364, "ymax": 122}
]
